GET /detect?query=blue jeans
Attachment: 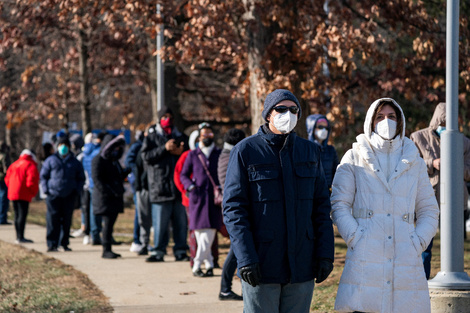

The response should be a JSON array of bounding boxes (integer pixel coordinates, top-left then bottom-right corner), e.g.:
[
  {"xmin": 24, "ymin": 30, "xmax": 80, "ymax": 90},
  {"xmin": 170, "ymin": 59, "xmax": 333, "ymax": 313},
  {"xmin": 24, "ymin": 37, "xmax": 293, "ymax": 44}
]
[
  {"xmin": 151, "ymin": 200, "xmax": 188, "ymax": 257},
  {"xmin": 89, "ymin": 190, "xmax": 102, "ymax": 242},
  {"xmin": 221, "ymin": 246, "xmax": 238, "ymax": 293},
  {"xmin": 133, "ymin": 193, "xmax": 141, "ymax": 244},
  {"xmin": 241, "ymin": 280, "xmax": 315, "ymax": 313},
  {"xmin": 422, "ymin": 238, "xmax": 434, "ymax": 280},
  {"xmin": 0, "ymin": 180, "xmax": 10, "ymax": 223}
]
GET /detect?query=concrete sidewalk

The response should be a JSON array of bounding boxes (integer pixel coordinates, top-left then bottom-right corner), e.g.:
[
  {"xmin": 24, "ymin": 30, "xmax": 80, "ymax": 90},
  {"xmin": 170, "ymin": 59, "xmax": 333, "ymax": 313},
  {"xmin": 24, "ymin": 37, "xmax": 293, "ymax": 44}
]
[{"xmin": 0, "ymin": 223, "xmax": 244, "ymax": 313}]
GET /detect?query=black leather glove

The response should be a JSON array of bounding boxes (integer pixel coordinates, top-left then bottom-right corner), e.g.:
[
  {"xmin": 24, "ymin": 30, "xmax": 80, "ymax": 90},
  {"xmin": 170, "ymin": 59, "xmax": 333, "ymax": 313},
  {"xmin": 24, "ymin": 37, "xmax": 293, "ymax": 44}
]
[
  {"xmin": 239, "ymin": 263, "xmax": 261, "ymax": 287},
  {"xmin": 314, "ymin": 258, "xmax": 334, "ymax": 284}
]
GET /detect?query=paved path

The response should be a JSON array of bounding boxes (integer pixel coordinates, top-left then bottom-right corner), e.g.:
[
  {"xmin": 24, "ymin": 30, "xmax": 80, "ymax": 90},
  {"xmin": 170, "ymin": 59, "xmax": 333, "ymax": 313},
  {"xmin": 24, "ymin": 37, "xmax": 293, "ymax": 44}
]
[{"xmin": 0, "ymin": 223, "xmax": 244, "ymax": 313}]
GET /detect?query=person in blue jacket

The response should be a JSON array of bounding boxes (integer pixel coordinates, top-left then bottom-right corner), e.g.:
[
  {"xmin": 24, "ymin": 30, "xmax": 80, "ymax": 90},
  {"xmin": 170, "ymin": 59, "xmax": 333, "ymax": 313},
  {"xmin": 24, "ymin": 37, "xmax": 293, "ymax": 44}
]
[
  {"xmin": 223, "ymin": 89, "xmax": 335, "ymax": 313},
  {"xmin": 40, "ymin": 137, "xmax": 85, "ymax": 252},
  {"xmin": 82, "ymin": 131, "xmax": 106, "ymax": 245},
  {"xmin": 124, "ymin": 130, "xmax": 145, "ymax": 253},
  {"xmin": 306, "ymin": 114, "xmax": 339, "ymax": 190}
]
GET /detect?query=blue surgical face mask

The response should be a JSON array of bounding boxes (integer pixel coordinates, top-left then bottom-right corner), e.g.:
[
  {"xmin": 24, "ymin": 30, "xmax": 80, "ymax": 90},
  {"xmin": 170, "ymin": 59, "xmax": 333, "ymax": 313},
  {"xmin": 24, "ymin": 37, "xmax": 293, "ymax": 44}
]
[
  {"xmin": 58, "ymin": 144, "xmax": 69, "ymax": 156},
  {"xmin": 436, "ymin": 125, "xmax": 446, "ymax": 137}
]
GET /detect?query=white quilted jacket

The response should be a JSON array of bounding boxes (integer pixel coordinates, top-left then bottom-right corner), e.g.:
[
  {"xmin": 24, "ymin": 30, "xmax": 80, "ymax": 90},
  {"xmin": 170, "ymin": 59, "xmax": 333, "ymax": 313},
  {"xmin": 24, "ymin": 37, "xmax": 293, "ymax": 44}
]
[{"xmin": 331, "ymin": 98, "xmax": 439, "ymax": 313}]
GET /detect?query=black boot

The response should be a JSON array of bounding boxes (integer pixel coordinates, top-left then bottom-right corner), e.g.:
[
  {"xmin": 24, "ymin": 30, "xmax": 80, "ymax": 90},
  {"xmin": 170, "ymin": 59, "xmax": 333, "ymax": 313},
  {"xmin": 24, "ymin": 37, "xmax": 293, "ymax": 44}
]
[{"xmin": 102, "ymin": 244, "xmax": 121, "ymax": 259}]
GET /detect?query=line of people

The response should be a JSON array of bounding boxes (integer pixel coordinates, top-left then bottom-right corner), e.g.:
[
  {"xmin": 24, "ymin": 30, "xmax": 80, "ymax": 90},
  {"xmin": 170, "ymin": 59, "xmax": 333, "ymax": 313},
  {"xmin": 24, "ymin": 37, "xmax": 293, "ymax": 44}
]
[{"xmin": 2, "ymin": 89, "xmax": 469, "ymax": 312}]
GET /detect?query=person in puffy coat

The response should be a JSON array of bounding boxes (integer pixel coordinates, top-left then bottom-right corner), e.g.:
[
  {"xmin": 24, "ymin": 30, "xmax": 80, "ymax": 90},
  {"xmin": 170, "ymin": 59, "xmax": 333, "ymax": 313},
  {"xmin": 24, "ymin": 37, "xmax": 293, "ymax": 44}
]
[
  {"xmin": 40, "ymin": 137, "xmax": 85, "ymax": 252},
  {"xmin": 223, "ymin": 89, "xmax": 334, "ymax": 313},
  {"xmin": 306, "ymin": 114, "xmax": 339, "ymax": 190},
  {"xmin": 5, "ymin": 149, "xmax": 39, "ymax": 243},
  {"xmin": 331, "ymin": 98, "xmax": 439, "ymax": 313},
  {"xmin": 92, "ymin": 134, "xmax": 128, "ymax": 259}
]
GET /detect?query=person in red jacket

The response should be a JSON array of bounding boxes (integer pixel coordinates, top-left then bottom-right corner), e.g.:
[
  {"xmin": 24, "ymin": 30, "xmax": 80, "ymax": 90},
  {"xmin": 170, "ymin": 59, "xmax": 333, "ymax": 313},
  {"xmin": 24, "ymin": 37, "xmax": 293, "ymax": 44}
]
[{"xmin": 5, "ymin": 149, "xmax": 40, "ymax": 243}]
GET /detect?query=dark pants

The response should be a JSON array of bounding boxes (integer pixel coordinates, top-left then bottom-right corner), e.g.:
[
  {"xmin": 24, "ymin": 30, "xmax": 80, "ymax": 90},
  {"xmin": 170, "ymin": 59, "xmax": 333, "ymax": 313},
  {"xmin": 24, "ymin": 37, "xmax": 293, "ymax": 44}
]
[
  {"xmin": 220, "ymin": 245, "xmax": 238, "ymax": 293},
  {"xmin": 13, "ymin": 200, "xmax": 29, "ymax": 240},
  {"xmin": 0, "ymin": 180, "xmax": 9, "ymax": 223},
  {"xmin": 46, "ymin": 193, "xmax": 76, "ymax": 249},
  {"xmin": 422, "ymin": 238, "xmax": 434, "ymax": 280},
  {"xmin": 102, "ymin": 211, "xmax": 119, "ymax": 250},
  {"xmin": 81, "ymin": 189, "xmax": 91, "ymax": 235}
]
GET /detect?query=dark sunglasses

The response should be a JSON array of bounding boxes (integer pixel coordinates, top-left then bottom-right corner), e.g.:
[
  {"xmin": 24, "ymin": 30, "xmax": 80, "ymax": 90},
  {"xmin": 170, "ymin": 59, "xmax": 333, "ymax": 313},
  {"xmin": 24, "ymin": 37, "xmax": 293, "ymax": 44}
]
[
  {"xmin": 273, "ymin": 106, "xmax": 299, "ymax": 114},
  {"xmin": 316, "ymin": 125, "xmax": 329, "ymax": 130}
]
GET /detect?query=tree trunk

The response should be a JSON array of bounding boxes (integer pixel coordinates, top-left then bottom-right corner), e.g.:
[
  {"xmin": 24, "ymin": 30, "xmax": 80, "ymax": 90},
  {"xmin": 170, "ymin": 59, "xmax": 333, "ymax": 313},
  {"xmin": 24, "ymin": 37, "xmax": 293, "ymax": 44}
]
[
  {"xmin": 243, "ymin": 1, "xmax": 271, "ymax": 135},
  {"xmin": 148, "ymin": 38, "xmax": 158, "ymax": 124},
  {"xmin": 79, "ymin": 28, "xmax": 92, "ymax": 135}
]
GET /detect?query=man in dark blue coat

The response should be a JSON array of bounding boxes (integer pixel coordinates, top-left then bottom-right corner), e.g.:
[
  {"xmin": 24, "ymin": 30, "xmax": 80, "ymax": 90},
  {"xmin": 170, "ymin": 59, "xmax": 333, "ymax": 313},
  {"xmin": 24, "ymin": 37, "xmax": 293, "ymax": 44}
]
[
  {"xmin": 40, "ymin": 137, "xmax": 85, "ymax": 252},
  {"xmin": 223, "ymin": 89, "xmax": 335, "ymax": 313}
]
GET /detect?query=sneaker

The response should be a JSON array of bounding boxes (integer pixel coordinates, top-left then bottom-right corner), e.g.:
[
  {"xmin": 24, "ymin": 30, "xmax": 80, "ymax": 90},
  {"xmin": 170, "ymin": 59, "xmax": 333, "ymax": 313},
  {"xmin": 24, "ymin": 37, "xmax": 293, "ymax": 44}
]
[
  {"xmin": 205, "ymin": 268, "xmax": 214, "ymax": 277},
  {"xmin": 130, "ymin": 242, "xmax": 143, "ymax": 252},
  {"xmin": 59, "ymin": 246, "xmax": 72, "ymax": 252},
  {"xmin": 70, "ymin": 229, "xmax": 84, "ymax": 238},
  {"xmin": 47, "ymin": 247, "xmax": 58, "ymax": 252},
  {"xmin": 92, "ymin": 239, "xmax": 102, "ymax": 246},
  {"xmin": 193, "ymin": 268, "xmax": 205, "ymax": 277},
  {"xmin": 219, "ymin": 291, "xmax": 243, "ymax": 301},
  {"xmin": 83, "ymin": 235, "xmax": 90, "ymax": 245},
  {"xmin": 146, "ymin": 255, "xmax": 164, "ymax": 262},
  {"xmin": 111, "ymin": 238, "xmax": 122, "ymax": 245},
  {"xmin": 138, "ymin": 246, "xmax": 148, "ymax": 255},
  {"xmin": 0, "ymin": 221, "xmax": 12, "ymax": 225}
]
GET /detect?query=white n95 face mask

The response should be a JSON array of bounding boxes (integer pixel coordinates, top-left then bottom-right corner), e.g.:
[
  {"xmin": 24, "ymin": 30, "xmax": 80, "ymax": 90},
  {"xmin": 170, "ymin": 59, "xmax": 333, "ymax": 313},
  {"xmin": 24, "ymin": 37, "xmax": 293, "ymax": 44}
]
[
  {"xmin": 272, "ymin": 112, "xmax": 298, "ymax": 134},
  {"xmin": 375, "ymin": 119, "xmax": 397, "ymax": 140},
  {"xmin": 315, "ymin": 128, "xmax": 328, "ymax": 141}
]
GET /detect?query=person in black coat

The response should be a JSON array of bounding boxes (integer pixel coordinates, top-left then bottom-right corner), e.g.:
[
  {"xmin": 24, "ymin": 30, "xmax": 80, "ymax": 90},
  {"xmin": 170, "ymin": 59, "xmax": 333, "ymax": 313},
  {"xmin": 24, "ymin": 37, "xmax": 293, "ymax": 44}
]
[{"xmin": 91, "ymin": 134, "xmax": 128, "ymax": 259}]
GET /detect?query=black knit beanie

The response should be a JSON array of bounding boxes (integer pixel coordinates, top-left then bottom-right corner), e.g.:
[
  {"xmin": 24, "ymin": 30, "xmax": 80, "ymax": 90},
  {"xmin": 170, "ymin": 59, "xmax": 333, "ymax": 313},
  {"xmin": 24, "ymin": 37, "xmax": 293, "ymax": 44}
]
[{"xmin": 262, "ymin": 89, "xmax": 301, "ymax": 121}]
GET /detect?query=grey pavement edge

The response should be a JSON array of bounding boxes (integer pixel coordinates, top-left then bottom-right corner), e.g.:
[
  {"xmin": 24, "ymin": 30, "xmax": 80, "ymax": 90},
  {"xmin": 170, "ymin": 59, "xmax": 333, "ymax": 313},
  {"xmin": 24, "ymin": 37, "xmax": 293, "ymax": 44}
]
[{"xmin": 0, "ymin": 223, "xmax": 244, "ymax": 313}]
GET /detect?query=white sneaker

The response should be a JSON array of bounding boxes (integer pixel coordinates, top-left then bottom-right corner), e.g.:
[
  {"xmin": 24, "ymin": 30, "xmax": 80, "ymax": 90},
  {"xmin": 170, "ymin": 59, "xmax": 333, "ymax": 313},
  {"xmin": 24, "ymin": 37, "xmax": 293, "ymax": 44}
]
[
  {"xmin": 83, "ymin": 235, "xmax": 90, "ymax": 245},
  {"xmin": 71, "ymin": 229, "xmax": 84, "ymax": 238},
  {"xmin": 130, "ymin": 242, "xmax": 143, "ymax": 252}
]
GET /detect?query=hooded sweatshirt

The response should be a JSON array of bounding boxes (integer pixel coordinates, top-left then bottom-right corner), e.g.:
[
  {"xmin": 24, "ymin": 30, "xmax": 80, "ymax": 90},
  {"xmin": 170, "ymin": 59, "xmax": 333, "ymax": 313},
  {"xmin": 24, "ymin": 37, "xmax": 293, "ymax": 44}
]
[{"xmin": 410, "ymin": 102, "xmax": 470, "ymax": 206}]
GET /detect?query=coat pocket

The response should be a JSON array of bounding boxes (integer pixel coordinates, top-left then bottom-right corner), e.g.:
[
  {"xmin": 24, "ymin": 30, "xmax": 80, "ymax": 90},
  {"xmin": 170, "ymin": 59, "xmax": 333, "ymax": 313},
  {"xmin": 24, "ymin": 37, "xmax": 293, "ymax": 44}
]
[
  {"xmin": 347, "ymin": 225, "xmax": 366, "ymax": 251},
  {"xmin": 248, "ymin": 165, "xmax": 280, "ymax": 202},
  {"xmin": 410, "ymin": 231, "xmax": 423, "ymax": 256},
  {"xmin": 294, "ymin": 162, "xmax": 318, "ymax": 200}
]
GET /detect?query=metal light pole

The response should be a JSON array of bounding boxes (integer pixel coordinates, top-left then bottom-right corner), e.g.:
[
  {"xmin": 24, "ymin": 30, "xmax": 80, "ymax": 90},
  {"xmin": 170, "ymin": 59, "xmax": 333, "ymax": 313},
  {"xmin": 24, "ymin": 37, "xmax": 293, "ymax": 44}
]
[
  {"xmin": 428, "ymin": 0, "xmax": 470, "ymax": 290},
  {"xmin": 156, "ymin": 4, "xmax": 164, "ymax": 112}
]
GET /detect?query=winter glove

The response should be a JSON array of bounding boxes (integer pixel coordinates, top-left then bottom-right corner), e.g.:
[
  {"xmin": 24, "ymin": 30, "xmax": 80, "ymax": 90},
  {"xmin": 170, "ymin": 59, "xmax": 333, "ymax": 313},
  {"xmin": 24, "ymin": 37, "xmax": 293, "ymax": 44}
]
[
  {"xmin": 314, "ymin": 258, "xmax": 334, "ymax": 284},
  {"xmin": 239, "ymin": 263, "xmax": 261, "ymax": 287}
]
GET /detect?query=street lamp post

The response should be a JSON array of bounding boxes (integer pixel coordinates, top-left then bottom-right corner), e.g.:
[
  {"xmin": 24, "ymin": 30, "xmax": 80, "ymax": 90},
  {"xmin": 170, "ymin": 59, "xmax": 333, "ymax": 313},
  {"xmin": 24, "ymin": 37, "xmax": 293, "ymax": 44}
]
[
  {"xmin": 428, "ymin": 0, "xmax": 470, "ymax": 291},
  {"xmin": 156, "ymin": 4, "xmax": 164, "ymax": 112}
]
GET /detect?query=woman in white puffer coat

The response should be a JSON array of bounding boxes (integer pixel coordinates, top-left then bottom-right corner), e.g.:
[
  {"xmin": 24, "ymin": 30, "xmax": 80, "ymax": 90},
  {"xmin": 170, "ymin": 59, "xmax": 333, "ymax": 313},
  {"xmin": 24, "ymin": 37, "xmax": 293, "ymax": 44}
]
[{"xmin": 331, "ymin": 98, "xmax": 439, "ymax": 313}]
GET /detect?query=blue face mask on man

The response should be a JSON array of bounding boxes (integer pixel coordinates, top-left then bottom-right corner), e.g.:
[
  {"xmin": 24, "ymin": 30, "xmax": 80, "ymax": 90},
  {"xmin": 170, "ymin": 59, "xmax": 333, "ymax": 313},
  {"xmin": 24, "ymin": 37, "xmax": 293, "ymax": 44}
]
[
  {"xmin": 436, "ymin": 125, "xmax": 446, "ymax": 137},
  {"xmin": 58, "ymin": 144, "xmax": 69, "ymax": 156}
]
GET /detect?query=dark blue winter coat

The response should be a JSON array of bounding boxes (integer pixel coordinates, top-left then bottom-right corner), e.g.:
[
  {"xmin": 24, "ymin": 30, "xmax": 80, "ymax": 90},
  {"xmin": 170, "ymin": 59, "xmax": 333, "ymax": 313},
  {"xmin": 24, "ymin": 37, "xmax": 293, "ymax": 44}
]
[
  {"xmin": 40, "ymin": 152, "xmax": 85, "ymax": 198},
  {"xmin": 124, "ymin": 139, "xmax": 143, "ymax": 193},
  {"xmin": 223, "ymin": 127, "xmax": 334, "ymax": 284},
  {"xmin": 82, "ymin": 142, "xmax": 101, "ymax": 190},
  {"xmin": 306, "ymin": 114, "xmax": 339, "ymax": 188}
]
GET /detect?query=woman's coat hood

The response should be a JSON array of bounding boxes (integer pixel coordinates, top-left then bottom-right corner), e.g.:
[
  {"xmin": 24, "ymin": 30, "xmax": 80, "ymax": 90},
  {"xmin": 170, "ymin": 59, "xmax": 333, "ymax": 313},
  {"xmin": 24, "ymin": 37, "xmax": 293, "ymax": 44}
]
[
  {"xmin": 306, "ymin": 114, "xmax": 331, "ymax": 145},
  {"xmin": 100, "ymin": 134, "xmax": 125, "ymax": 159},
  {"xmin": 364, "ymin": 98, "xmax": 406, "ymax": 140},
  {"xmin": 429, "ymin": 102, "xmax": 446, "ymax": 131}
]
